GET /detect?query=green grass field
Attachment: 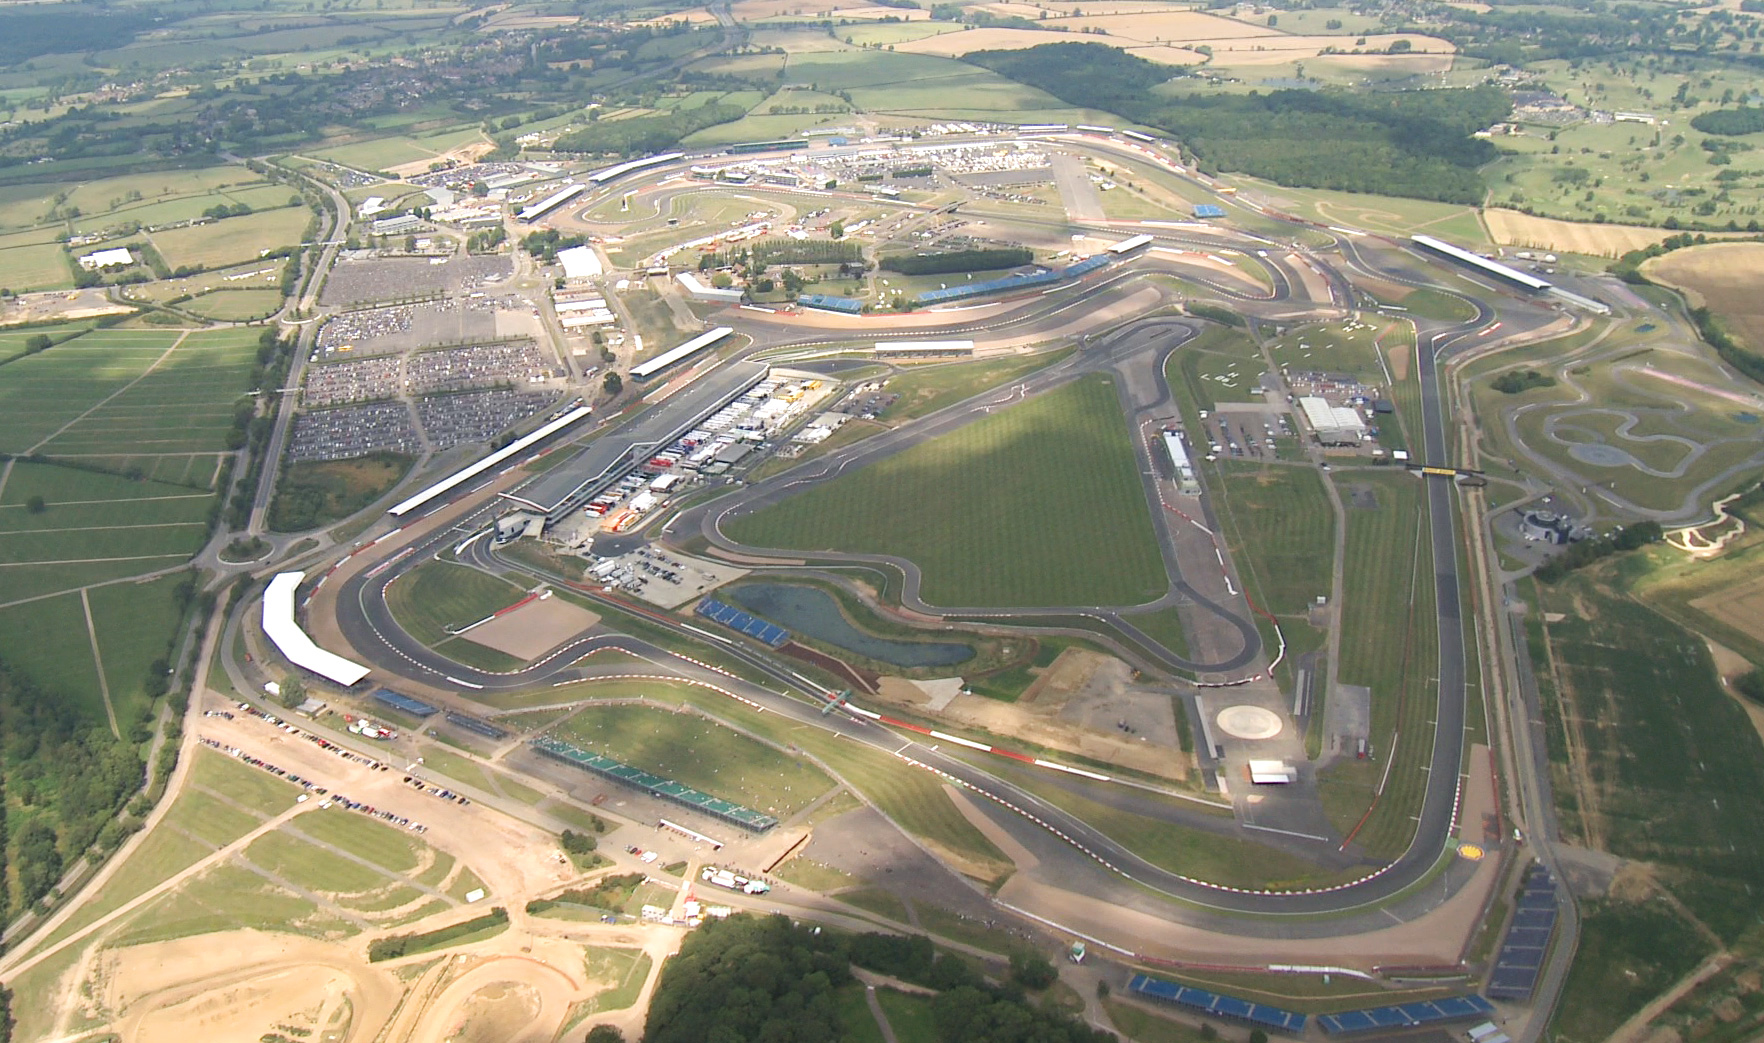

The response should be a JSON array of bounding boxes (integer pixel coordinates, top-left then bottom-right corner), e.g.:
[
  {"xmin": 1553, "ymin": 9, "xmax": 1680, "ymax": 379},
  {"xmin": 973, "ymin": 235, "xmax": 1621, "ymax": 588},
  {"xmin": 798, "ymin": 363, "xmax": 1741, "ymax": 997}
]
[
  {"xmin": 269, "ymin": 451, "xmax": 413, "ymax": 531},
  {"xmin": 582, "ymin": 946, "xmax": 653, "ymax": 1014},
  {"xmin": 108, "ymin": 861, "xmax": 332, "ymax": 948},
  {"xmin": 1317, "ymin": 471, "xmax": 1437, "ymax": 858},
  {"xmin": 183, "ymin": 287, "xmax": 284, "ymax": 321},
  {"xmin": 726, "ymin": 375, "xmax": 1167, "ymax": 607},
  {"xmin": 1209, "ymin": 462, "xmax": 1335, "ymax": 616},
  {"xmin": 245, "ymin": 828, "xmax": 400, "ymax": 896},
  {"xmin": 188, "ymin": 745, "xmax": 302, "ymax": 815},
  {"xmin": 292, "ymin": 807, "xmax": 425, "ymax": 874},
  {"xmin": 86, "ymin": 571, "xmax": 190, "ymax": 732},
  {"xmin": 552, "ymin": 703, "xmax": 835, "ymax": 818},
  {"xmin": 384, "ymin": 559, "xmax": 527, "ymax": 648},
  {"xmin": 878, "ymin": 349, "xmax": 1072, "ymax": 423},
  {"xmin": 0, "ymin": 242, "xmax": 72, "ymax": 291},
  {"xmin": 0, "ymin": 591, "xmax": 107, "ymax": 721},
  {"xmin": 150, "ymin": 206, "xmax": 311, "ymax": 271}
]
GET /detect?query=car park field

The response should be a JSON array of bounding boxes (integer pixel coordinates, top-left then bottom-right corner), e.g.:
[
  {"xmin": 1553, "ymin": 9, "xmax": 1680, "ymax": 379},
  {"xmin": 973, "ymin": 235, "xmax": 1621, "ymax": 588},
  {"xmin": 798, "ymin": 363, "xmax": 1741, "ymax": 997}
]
[{"xmin": 727, "ymin": 374, "xmax": 1166, "ymax": 607}]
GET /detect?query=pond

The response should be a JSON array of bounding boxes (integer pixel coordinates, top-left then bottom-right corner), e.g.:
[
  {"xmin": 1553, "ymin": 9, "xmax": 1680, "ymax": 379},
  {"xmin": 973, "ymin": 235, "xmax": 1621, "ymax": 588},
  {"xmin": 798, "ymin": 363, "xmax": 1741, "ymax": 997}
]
[{"xmin": 726, "ymin": 583, "xmax": 974, "ymax": 670}]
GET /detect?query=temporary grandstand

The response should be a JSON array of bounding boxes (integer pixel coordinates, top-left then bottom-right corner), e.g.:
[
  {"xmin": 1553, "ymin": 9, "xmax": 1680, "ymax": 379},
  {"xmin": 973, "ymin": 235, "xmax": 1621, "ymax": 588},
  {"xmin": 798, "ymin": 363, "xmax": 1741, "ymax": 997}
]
[
  {"xmin": 695, "ymin": 598, "xmax": 790, "ymax": 647},
  {"xmin": 798, "ymin": 293, "xmax": 863, "ymax": 315},
  {"xmin": 1317, "ymin": 995, "xmax": 1496, "ymax": 1036},
  {"xmin": 446, "ymin": 711, "xmax": 509, "ymax": 739},
  {"xmin": 1195, "ymin": 204, "xmax": 1227, "ymax": 218},
  {"xmin": 913, "ymin": 253, "xmax": 1113, "ymax": 306},
  {"xmin": 1126, "ymin": 975, "xmax": 1307, "ymax": 1035},
  {"xmin": 1486, "ymin": 863, "xmax": 1559, "ymax": 1000},
  {"xmin": 373, "ymin": 689, "xmax": 437, "ymax": 718},
  {"xmin": 263, "ymin": 572, "xmax": 372, "ymax": 687},
  {"xmin": 531, "ymin": 736, "xmax": 779, "ymax": 831},
  {"xmin": 874, "ymin": 340, "xmax": 974, "ymax": 358}
]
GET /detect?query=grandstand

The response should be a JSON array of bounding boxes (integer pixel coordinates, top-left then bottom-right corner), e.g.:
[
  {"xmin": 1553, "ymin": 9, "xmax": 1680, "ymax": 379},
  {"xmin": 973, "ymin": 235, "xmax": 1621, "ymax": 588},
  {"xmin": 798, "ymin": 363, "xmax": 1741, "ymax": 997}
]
[
  {"xmin": 1487, "ymin": 864, "xmax": 1559, "ymax": 1000},
  {"xmin": 1195, "ymin": 204, "xmax": 1227, "ymax": 218},
  {"xmin": 263, "ymin": 572, "xmax": 372, "ymax": 687},
  {"xmin": 695, "ymin": 598, "xmax": 790, "ymax": 647},
  {"xmin": 1126, "ymin": 975, "xmax": 1307, "ymax": 1035},
  {"xmin": 913, "ymin": 254, "xmax": 1113, "ymax": 306},
  {"xmin": 446, "ymin": 711, "xmax": 509, "ymax": 739},
  {"xmin": 531, "ymin": 736, "xmax": 779, "ymax": 831},
  {"xmin": 631, "ymin": 326, "xmax": 735, "ymax": 382},
  {"xmin": 1317, "ymin": 995, "xmax": 1496, "ymax": 1035},
  {"xmin": 798, "ymin": 293, "xmax": 863, "ymax": 315},
  {"xmin": 373, "ymin": 689, "xmax": 438, "ymax": 718}
]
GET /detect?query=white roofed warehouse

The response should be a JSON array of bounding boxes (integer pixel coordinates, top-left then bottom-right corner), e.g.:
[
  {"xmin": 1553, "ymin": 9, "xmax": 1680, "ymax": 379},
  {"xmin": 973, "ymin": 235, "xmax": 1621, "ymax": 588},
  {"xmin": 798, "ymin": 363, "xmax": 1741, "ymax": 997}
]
[{"xmin": 1298, "ymin": 396, "xmax": 1367, "ymax": 447}]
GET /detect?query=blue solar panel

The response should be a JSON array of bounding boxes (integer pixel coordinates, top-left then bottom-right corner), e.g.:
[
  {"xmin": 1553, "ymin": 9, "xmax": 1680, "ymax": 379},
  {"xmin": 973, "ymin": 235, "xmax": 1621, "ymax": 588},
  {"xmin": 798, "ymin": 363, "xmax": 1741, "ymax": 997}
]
[
  {"xmin": 1127, "ymin": 975, "xmax": 1305, "ymax": 1034},
  {"xmin": 1195, "ymin": 204, "xmax": 1227, "ymax": 218},
  {"xmin": 696, "ymin": 599, "xmax": 790, "ymax": 647}
]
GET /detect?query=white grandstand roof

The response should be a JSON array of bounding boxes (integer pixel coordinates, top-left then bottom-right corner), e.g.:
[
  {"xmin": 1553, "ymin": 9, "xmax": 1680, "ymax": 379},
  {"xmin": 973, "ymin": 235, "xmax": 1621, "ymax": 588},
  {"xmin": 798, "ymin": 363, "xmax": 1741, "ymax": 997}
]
[
  {"xmin": 557, "ymin": 245, "xmax": 603, "ymax": 280},
  {"xmin": 262, "ymin": 572, "xmax": 371, "ymax": 687}
]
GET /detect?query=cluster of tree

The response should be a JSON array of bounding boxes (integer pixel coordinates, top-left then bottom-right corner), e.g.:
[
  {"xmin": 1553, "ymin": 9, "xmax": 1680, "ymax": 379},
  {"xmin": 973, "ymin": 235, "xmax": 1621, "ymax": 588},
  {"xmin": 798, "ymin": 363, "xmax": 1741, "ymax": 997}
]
[
  {"xmin": 1491, "ymin": 369, "xmax": 1556, "ymax": 393},
  {"xmin": 744, "ymin": 240, "xmax": 860, "ymax": 267},
  {"xmin": 880, "ymin": 247, "xmax": 1033, "ymax": 275},
  {"xmin": 527, "ymin": 872, "xmax": 645, "ymax": 916},
  {"xmin": 561, "ymin": 829, "xmax": 599, "ymax": 855},
  {"xmin": 521, "ymin": 228, "xmax": 589, "ymax": 264},
  {"xmin": 201, "ymin": 201, "xmax": 253, "ymax": 220},
  {"xmin": 1, "ymin": 662, "xmax": 144, "ymax": 917},
  {"xmin": 0, "ymin": 5, "xmax": 158, "ymax": 64},
  {"xmin": 1534, "ymin": 521, "xmax": 1663, "ymax": 583},
  {"xmin": 645, "ymin": 915, "xmax": 1113, "ymax": 1043},
  {"xmin": 267, "ymin": 451, "xmax": 413, "ymax": 532},
  {"xmin": 467, "ymin": 225, "xmax": 507, "ymax": 254},
  {"xmin": 224, "ymin": 329, "xmax": 295, "ymax": 530},
  {"xmin": 367, "ymin": 907, "xmax": 507, "ymax": 962},
  {"xmin": 553, "ymin": 102, "xmax": 746, "ymax": 157},
  {"xmin": 1431, "ymin": 4, "xmax": 1691, "ymax": 65},
  {"xmin": 1735, "ymin": 669, "xmax": 1764, "ymax": 706},
  {"xmin": 1691, "ymin": 107, "xmax": 1764, "ymax": 137},
  {"xmin": 963, "ymin": 43, "xmax": 1508, "ymax": 203}
]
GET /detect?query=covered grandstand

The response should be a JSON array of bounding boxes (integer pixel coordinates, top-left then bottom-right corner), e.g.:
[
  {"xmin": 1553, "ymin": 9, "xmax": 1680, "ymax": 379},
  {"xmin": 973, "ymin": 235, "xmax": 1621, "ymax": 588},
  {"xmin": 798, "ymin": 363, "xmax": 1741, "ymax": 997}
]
[
  {"xmin": 1411, "ymin": 234, "xmax": 1551, "ymax": 292},
  {"xmin": 263, "ymin": 572, "xmax": 372, "ymax": 687},
  {"xmin": 1487, "ymin": 864, "xmax": 1559, "ymax": 1000},
  {"xmin": 387, "ymin": 405, "xmax": 593, "ymax": 517},
  {"xmin": 518, "ymin": 183, "xmax": 585, "ymax": 223},
  {"xmin": 531, "ymin": 736, "xmax": 779, "ymax": 831},
  {"xmin": 913, "ymin": 253, "xmax": 1113, "ymax": 306},
  {"xmin": 588, "ymin": 151, "xmax": 685, "ymax": 184},
  {"xmin": 1126, "ymin": 975, "xmax": 1307, "ymax": 1035},
  {"xmin": 798, "ymin": 293, "xmax": 863, "ymax": 315},
  {"xmin": 631, "ymin": 326, "xmax": 735, "ymax": 381},
  {"xmin": 373, "ymin": 689, "xmax": 437, "ymax": 718}
]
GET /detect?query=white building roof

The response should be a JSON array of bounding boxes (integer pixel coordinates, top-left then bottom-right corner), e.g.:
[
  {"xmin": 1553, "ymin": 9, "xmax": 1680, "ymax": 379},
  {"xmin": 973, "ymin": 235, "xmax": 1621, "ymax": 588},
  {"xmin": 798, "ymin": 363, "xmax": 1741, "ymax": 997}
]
[
  {"xmin": 557, "ymin": 245, "xmax": 603, "ymax": 280},
  {"xmin": 80, "ymin": 247, "xmax": 134, "ymax": 269},
  {"xmin": 675, "ymin": 271, "xmax": 744, "ymax": 303},
  {"xmin": 262, "ymin": 572, "xmax": 372, "ymax": 686},
  {"xmin": 1298, "ymin": 396, "xmax": 1366, "ymax": 438}
]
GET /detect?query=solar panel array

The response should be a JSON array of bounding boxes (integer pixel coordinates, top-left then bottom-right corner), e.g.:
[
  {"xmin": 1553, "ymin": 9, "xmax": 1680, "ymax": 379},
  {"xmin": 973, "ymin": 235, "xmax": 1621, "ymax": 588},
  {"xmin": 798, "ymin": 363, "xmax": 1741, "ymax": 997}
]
[
  {"xmin": 1194, "ymin": 203, "xmax": 1227, "ymax": 218},
  {"xmin": 696, "ymin": 598, "xmax": 790, "ymax": 647},
  {"xmin": 1126, "ymin": 974, "xmax": 1308, "ymax": 1034},
  {"xmin": 1317, "ymin": 994, "xmax": 1496, "ymax": 1035},
  {"xmin": 531, "ymin": 736, "xmax": 779, "ymax": 831},
  {"xmin": 797, "ymin": 293, "xmax": 864, "ymax": 314},
  {"xmin": 1487, "ymin": 864, "xmax": 1559, "ymax": 1000},
  {"xmin": 373, "ymin": 688, "xmax": 438, "ymax": 718}
]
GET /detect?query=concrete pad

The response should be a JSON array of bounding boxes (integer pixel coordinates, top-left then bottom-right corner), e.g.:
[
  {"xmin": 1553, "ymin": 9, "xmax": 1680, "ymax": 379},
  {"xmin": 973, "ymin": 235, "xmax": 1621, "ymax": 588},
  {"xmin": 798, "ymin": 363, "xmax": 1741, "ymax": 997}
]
[{"xmin": 461, "ymin": 594, "xmax": 599, "ymax": 660}]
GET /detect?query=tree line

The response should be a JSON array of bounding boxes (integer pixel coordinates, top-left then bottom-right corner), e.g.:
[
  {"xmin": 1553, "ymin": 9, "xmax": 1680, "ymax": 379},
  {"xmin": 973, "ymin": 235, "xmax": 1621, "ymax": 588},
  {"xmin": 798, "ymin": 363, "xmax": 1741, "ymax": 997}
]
[
  {"xmin": 553, "ymin": 102, "xmax": 746, "ymax": 157},
  {"xmin": 880, "ymin": 247, "xmax": 1033, "ymax": 276}
]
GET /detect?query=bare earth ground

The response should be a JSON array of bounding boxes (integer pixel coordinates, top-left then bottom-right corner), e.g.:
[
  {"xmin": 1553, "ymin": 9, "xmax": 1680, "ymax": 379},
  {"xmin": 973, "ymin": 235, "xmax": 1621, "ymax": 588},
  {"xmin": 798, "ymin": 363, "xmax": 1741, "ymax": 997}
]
[
  {"xmin": 1643, "ymin": 241, "xmax": 1764, "ymax": 350},
  {"xmin": 464, "ymin": 594, "xmax": 602, "ymax": 660},
  {"xmin": 384, "ymin": 141, "xmax": 496, "ymax": 181}
]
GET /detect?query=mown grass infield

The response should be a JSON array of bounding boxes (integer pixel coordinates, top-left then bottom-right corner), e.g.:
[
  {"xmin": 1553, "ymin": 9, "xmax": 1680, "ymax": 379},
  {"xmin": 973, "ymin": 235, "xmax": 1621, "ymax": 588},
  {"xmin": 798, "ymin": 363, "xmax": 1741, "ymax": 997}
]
[
  {"xmin": 725, "ymin": 374, "xmax": 1166, "ymax": 607},
  {"xmin": 384, "ymin": 559, "xmax": 527, "ymax": 648}
]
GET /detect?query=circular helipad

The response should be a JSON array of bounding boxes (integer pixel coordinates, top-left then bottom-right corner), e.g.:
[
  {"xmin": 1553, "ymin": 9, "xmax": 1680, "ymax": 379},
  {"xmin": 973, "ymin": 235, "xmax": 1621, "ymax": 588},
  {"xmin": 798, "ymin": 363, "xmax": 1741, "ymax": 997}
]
[{"xmin": 1215, "ymin": 705, "xmax": 1283, "ymax": 741}]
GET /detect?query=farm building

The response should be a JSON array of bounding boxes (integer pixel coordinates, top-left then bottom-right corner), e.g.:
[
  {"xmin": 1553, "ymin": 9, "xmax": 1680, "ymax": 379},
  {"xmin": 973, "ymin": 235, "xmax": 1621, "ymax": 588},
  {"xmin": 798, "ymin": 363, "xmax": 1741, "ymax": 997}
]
[{"xmin": 78, "ymin": 247, "xmax": 134, "ymax": 270}]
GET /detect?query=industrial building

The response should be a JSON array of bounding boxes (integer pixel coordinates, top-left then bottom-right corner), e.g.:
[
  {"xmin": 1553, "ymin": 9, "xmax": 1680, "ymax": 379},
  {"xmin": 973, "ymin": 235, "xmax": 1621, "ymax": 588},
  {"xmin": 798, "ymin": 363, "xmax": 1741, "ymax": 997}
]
[
  {"xmin": 78, "ymin": 247, "xmax": 134, "ymax": 270},
  {"xmin": 501, "ymin": 359, "xmax": 768, "ymax": 525},
  {"xmin": 675, "ymin": 271, "xmax": 745, "ymax": 304},
  {"xmin": 1297, "ymin": 396, "xmax": 1367, "ymax": 446},
  {"xmin": 371, "ymin": 214, "xmax": 425, "ymax": 237},
  {"xmin": 1160, "ymin": 428, "xmax": 1202, "ymax": 495}
]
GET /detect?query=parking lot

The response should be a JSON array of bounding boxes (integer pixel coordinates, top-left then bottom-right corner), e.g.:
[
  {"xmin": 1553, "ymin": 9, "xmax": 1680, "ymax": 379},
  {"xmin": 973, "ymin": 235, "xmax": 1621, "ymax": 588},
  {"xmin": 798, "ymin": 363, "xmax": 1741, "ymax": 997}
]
[
  {"xmin": 418, "ymin": 388, "xmax": 553, "ymax": 449},
  {"xmin": 303, "ymin": 355, "xmax": 402, "ymax": 408},
  {"xmin": 406, "ymin": 341, "xmax": 556, "ymax": 395},
  {"xmin": 289, "ymin": 401, "xmax": 420, "ymax": 461},
  {"xmin": 320, "ymin": 255, "xmax": 513, "ymax": 307}
]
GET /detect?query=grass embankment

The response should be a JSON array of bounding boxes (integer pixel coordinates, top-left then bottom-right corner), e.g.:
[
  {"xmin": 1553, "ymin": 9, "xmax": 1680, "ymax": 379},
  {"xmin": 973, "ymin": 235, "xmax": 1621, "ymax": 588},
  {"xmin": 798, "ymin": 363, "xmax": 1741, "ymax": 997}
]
[
  {"xmin": 877, "ymin": 348, "xmax": 1072, "ymax": 423},
  {"xmin": 550, "ymin": 703, "xmax": 835, "ymax": 818},
  {"xmin": 368, "ymin": 907, "xmax": 509, "ymax": 961},
  {"xmin": 726, "ymin": 374, "xmax": 1166, "ymax": 608}
]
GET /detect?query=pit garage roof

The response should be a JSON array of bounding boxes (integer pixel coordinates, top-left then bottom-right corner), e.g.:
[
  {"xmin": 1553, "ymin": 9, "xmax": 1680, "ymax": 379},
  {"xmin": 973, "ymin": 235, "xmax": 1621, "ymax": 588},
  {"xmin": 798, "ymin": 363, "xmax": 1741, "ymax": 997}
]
[{"xmin": 262, "ymin": 572, "xmax": 372, "ymax": 687}]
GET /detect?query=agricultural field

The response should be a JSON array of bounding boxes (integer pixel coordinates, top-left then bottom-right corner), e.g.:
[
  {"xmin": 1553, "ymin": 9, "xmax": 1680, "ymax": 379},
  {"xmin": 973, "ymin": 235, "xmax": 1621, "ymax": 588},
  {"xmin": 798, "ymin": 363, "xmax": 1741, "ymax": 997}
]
[
  {"xmin": 1644, "ymin": 242, "xmax": 1764, "ymax": 351},
  {"xmin": 0, "ymin": 167, "xmax": 269, "ymax": 236},
  {"xmin": 0, "ymin": 328, "xmax": 260, "ymax": 724},
  {"xmin": 384, "ymin": 559, "xmax": 528, "ymax": 648},
  {"xmin": 150, "ymin": 206, "xmax": 312, "ymax": 272},
  {"xmin": 1532, "ymin": 570, "xmax": 1764, "ymax": 1036},
  {"xmin": 183, "ymin": 288, "xmax": 284, "ymax": 322},
  {"xmin": 0, "ymin": 242, "xmax": 72, "ymax": 292},
  {"xmin": 550, "ymin": 703, "xmax": 836, "ymax": 817},
  {"xmin": 725, "ymin": 374, "xmax": 1168, "ymax": 607}
]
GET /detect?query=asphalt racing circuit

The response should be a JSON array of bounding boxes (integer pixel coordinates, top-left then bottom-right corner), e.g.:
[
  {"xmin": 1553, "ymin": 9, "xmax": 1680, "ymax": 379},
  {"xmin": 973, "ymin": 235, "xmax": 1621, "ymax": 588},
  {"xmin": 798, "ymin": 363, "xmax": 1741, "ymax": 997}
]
[{"xmin": 302, "ymin": 136, "xmax": 1574, "ymax": 948}]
